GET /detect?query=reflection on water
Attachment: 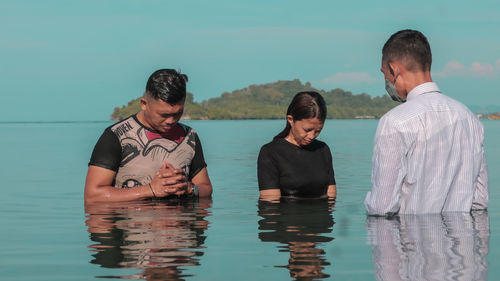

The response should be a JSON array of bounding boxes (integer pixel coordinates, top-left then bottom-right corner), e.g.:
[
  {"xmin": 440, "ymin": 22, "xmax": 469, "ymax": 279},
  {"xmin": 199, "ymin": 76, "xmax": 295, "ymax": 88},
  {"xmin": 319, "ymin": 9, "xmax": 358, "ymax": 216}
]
[
  {"xmin": 367, "ymin": 212, "xmax": 490, "ymax": 281},
  {"xmin": 85, "ymin": 198, "xmax": 212, "ymax": 280},
  {"xmin": 258, "ymin": 198, "xmax": 336, "ymax": 280}
]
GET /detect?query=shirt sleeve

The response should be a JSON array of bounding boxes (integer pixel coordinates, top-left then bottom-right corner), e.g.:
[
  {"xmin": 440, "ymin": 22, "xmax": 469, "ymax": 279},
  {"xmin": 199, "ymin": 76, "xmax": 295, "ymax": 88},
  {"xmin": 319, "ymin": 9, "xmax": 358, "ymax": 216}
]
[
  {"xmin": 88, "ymin": 127, "xmax": 122, "ymax": 171},
  {"xmin": 472, "ymin": 145, "xmax": 489, "ymax": 210},
  {"xmin": 257, "ymin": 145, "xmax": 280, "ymax": 190},
  {"xmin": 324, "ymin": 144, "xmax": 336, "ymax": 185},
  {"xmin": 189, "ymin": 132, "xmax": 207, "ymax": 180},
  {"xmin": 364, "ymin": 117, "xmax": 407, "ymax": 216}
]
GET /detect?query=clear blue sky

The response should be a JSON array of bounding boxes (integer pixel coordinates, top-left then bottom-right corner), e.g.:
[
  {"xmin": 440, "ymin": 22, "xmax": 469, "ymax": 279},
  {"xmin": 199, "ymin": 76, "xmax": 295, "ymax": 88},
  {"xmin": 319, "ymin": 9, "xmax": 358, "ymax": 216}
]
[{"xmin": 1, "ymin": 0, "xmax": 499, "ymax": 121}]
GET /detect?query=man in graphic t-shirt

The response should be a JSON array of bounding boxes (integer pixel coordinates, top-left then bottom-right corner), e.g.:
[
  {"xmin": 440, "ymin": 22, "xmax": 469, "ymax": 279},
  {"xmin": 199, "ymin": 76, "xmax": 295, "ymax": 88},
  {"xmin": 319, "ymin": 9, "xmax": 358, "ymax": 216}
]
[{"xmin": 85, "ymin": 69, "xmax": 212, "ymax": 204}]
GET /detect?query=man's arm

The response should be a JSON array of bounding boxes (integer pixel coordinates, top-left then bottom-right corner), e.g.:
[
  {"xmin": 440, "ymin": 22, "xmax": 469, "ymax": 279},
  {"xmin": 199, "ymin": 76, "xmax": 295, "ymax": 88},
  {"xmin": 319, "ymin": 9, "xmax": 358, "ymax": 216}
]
[
  {"xmin": 84, "ymin": 165, "xmax": 153, "ymax": 204},
  {"xmin": 364, "ymin": 118, "xmax": 407, "ymax": 216},
  {"xmin": 85, "ymin": 127, "xmax": 154, "ymax": 204},
  {"xmin": 190, "ymin": 167, "xmax": 212, "ymax": 197},
  {"xmin": 472, "ymin": 148, "xmax": 489, "ymax": 210},
  {"xmin": 184, "ymin": 131, "xmax": 212, "ymax": 197},
  {"xmin": 85, "ymin": 163, "xmax": 190, "ymax": 204}
]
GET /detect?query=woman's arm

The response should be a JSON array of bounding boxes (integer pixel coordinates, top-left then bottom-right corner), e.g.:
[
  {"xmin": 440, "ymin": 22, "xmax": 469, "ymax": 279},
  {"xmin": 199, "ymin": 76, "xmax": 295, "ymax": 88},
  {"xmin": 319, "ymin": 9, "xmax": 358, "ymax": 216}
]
[
  {"xmin": 327, "ymin": 185, "xmax": 336, "ymax": 198},
  {"xmin": 258, "ymin": 144, "xmax": 282, "ymax": 201},
  {"xmin": 259, "ymin": 189, "xmax": 281, "ymax": 202}
]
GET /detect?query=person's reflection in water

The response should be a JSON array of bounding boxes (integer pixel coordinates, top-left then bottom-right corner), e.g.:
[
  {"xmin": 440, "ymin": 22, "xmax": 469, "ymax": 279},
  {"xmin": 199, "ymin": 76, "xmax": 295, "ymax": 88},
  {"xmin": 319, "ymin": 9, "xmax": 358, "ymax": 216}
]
[
  {"xmin": 85, "ymin": 198, "xmax": 212, "ymax": 281},
  {"xmin": 367, "ymin": 211, "xmax": 490, "ymax": 281},
  {"xmin": 258, "ymin": 197, "xmax": 335, "ymax": 280}
]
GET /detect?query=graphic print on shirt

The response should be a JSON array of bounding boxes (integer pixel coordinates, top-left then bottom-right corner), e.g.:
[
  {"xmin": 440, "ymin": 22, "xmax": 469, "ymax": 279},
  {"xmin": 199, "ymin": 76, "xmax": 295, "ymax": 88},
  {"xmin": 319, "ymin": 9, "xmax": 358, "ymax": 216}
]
[{"xmin": 111, "ymin": 117, "xmax": 197, "ymax": 188}]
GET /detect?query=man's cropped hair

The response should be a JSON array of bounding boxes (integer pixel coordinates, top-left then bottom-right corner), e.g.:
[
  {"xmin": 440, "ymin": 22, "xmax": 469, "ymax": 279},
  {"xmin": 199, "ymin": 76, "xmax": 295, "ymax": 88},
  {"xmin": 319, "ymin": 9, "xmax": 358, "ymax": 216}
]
[
  {"xmin": 145, "ymin": 69, "xmax": 189, "ymax": 104},
  {"xmin": 382, "ymin": 29, "xmax": 432, "ymax": 72}
]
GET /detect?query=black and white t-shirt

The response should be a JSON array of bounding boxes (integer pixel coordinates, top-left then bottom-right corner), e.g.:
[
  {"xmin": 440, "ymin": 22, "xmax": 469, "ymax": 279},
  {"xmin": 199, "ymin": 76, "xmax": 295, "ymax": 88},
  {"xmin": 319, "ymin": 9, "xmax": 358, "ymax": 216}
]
[{"xmin": 89, "ymin": 115, "xmax": 206, "ymax": 188}]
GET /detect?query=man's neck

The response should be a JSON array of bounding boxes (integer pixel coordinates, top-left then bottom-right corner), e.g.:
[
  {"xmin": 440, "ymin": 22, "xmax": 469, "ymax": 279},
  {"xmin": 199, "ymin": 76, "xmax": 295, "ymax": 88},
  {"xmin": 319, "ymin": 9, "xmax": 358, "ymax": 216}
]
[
  {"xmin": 403, "ymin": 71, "xmax": 433, "ymax": 96},
  {"xmin": 135, "ymin": 111, "xmax": 152, "ymax": 130}
]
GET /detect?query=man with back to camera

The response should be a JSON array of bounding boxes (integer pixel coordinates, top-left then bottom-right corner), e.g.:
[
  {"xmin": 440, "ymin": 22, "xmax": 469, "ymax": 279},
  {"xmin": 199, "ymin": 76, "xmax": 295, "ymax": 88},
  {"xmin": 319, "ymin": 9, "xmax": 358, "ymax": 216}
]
[
  {"xmin": 85, "ymin": 69, "xmax": 212, "ymax": 204},
  {"xmin": 364, "ymin": 29, "xmax": 488, "ymax": 215}
]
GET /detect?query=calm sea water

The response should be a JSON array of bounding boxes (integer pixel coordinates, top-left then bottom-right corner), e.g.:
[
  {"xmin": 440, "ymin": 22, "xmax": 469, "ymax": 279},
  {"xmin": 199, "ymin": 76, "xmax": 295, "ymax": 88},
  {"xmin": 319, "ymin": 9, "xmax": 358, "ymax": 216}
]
[{"xmin": 1, "ymin": 120, "xmax": 499, "ymax": 281}]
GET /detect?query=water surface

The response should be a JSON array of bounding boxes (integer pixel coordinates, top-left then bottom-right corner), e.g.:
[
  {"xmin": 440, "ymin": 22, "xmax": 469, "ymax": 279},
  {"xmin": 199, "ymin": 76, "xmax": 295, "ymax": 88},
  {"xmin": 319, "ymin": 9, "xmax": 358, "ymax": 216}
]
[{"xmin": 1, "ymin": 120, "xmax": 499, "ymax": 280}]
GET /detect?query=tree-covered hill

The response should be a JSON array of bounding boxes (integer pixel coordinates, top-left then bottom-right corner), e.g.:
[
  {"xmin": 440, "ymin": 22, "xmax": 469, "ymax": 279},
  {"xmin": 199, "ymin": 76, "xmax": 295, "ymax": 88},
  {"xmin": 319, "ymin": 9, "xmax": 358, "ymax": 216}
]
[{"xmin": 111, "ymin": 79, "xmax": 397, "ymax": 120}]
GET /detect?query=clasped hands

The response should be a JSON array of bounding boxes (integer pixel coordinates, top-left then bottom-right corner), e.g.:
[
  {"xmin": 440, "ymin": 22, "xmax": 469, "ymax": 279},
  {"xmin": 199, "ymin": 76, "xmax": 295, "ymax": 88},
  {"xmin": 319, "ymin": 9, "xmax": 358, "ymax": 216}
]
[{"xmin": 149, "ymin": 162, "xmax": 190, "ymax": 198}]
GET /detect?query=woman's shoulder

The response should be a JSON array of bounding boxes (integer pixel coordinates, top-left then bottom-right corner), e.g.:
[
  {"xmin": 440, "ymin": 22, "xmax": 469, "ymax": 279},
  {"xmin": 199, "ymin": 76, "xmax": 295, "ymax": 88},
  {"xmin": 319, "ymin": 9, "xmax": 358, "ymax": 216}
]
[
  {"xmin": 259, "ymin": 138, "xmax": 288, "ymax": 154},
  {"xmin": 299, "ymin": 140, "xmax": 331, "ymax": 157},
  {"xmin": 308, "ymin": 139, "xmax": 330, "ymax": 150},
  {"xmin": 262, "ymin": 138, "xmax": 331, "ymax": 152},
  {"xmin": 261, "ymin": 137, "xmax": 288, "ymax": 149}
]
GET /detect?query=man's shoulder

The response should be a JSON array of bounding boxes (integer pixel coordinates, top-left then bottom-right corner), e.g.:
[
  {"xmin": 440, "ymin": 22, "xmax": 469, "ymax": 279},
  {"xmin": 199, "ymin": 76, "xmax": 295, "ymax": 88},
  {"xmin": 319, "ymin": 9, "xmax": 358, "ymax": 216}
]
[
  {"xmin": 180, "ymin": 123, "xmax": 204, "ymax": 143},
  {"xmin": 380, "ymin": 93, "xmax": 445, "ymax": 124},
  {"xmin": 440, "ymin": 94, "xmax": 476, "ymax": 115},
  {"xmin": 178, "ymin": 122, "xmax": 195, "ymax": 134},
  {"xmin": 379, "ymin": 92, "xmax": 481, "ymax": 131},
  {"xmin": 380, "ymin": 103, "xmax": 413, "ymax": 124},
  {"xmin": 109, "ymin": 115, "xmax": 139, "ymax": 134},
  {"xmin": 375, "ymin": 102, "xmax": 425, "ymax": 137}
]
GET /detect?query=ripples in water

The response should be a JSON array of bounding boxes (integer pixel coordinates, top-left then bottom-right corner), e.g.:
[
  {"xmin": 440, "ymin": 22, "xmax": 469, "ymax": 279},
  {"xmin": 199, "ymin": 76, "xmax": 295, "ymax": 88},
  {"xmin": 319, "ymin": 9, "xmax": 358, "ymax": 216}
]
[
  {"xmin": 366, "ymin": 211, "xmax": 490, "ymax": 281},
  {"xmin": 85, "ymin": 198, "xmax": 212, "ymax": 280},
  {"xmin": 258, "ymin": 197, "xmax": 336, "ymax": 280}
]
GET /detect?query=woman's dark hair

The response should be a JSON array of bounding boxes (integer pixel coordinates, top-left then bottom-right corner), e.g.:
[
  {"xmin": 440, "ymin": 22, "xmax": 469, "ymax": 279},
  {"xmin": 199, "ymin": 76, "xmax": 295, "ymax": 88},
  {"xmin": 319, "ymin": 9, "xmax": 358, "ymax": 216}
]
[
  {"xmin": 145, "ymin": 69, "xmax": 188, "ymax": 104},
  {"xmin": 274, "ymin": 91, "xmax": 327, "ymax": 139}
]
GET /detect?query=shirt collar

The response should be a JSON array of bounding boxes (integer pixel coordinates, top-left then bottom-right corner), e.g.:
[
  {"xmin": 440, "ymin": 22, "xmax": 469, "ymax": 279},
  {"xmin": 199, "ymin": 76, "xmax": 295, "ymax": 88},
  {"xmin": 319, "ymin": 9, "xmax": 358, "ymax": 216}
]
[{"xmin": 407, "ymin": 82, "xmax": 441, "ymax": 101}]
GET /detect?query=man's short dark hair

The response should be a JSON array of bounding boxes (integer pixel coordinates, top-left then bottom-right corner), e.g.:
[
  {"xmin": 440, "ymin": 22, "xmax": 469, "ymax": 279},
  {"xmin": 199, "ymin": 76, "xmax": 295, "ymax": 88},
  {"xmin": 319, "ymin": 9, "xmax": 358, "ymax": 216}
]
[
  {"xmin": 145, "ymin": 69, "xmax": 189, "ymax": 104},
  {"xmin": 382, "ymin": 29, "xmax": 432, "ymax": 72}
]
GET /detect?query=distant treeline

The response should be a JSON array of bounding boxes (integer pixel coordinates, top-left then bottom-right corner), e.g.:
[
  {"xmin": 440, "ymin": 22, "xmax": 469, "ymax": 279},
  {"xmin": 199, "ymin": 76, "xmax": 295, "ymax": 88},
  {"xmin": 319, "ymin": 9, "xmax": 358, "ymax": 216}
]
[
  {"xmin": 478, "ymin": 113, "xmax": 500, "ymax": 120},
  {"xmin": 111, "ymin": 79, "xmax": 398, "ymax": 120}
]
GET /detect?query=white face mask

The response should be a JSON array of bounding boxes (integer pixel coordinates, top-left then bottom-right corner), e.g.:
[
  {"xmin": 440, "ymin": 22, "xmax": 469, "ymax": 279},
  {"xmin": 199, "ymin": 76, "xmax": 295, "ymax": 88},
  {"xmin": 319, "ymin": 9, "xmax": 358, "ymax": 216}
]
[{"xmin": 385, "ymin": 79, "xmax": 405, "ymax": 103}]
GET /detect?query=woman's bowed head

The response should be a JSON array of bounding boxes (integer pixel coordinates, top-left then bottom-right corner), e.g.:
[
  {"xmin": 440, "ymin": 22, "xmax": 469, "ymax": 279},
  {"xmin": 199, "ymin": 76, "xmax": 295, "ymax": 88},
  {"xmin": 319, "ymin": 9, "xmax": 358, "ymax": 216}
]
[
  {"xmin": 258, "ymin": 92, "xmax": 337, "ymax": 202},
  {"xmin": 275, "ymin": 91, "xmax": 327, "ymax": 146}
]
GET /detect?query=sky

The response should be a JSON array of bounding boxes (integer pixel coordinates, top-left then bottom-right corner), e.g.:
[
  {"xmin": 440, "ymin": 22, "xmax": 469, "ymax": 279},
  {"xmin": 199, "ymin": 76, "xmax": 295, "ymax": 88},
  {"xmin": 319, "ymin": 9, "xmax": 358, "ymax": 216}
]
[{"xmin": 1, "ymin": 0, "xmax": 499, "ymax": 121}]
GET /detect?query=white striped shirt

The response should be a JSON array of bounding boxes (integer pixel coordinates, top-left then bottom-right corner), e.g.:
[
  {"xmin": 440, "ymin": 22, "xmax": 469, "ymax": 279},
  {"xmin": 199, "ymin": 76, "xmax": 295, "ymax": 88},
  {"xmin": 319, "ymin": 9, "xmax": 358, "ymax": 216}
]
[{"xmin": 365, "ymin": 82, "xmax": 489, "ymax": 215}]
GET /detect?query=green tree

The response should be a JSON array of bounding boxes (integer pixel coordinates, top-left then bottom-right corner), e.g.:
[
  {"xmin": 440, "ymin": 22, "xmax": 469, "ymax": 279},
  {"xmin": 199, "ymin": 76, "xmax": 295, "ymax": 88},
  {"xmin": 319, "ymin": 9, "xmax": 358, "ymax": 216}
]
[{"xmin": 111, "ymin": 80, "xmax": 397, "ymax": 120}]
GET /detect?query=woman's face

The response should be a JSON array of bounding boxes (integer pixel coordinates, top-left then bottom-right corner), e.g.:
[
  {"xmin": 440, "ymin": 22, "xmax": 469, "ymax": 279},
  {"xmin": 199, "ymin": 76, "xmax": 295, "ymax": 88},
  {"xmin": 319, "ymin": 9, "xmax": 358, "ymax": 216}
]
[{"xmin": 286, "ymin": 117, "xmax": 324, "ymax": 146}]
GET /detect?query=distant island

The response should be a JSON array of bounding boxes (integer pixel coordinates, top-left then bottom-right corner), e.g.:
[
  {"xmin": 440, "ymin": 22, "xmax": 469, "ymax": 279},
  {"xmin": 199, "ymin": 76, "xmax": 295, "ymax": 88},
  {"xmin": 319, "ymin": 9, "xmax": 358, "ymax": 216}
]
[
  {"xmin": 111, "ymin": 79, "xmax": 399, "ymax": 120},
  {"xmin": 477, "ymin": 113, "xmax": 500, "ymax": 120}
]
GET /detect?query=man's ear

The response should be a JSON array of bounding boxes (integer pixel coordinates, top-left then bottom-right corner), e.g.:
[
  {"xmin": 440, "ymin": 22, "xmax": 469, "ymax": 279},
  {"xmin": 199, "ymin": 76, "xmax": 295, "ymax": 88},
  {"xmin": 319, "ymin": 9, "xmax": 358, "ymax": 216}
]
[
  {"xmin": 140, "ymin": 97, "xmax": 148, "ymax": 111},
  {"xmin": 388, "ymin": 61, "xmax": 398, "ymax": 76},
  {"xmin": 388, "ymin": 61, "xmax": 403, "ymax": 77}
]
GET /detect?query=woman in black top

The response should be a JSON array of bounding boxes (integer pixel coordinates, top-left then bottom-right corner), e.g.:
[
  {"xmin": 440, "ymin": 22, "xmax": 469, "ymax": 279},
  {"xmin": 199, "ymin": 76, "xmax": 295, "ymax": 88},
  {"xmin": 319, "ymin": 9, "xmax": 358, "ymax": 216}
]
[{"xmin": 258, "ymin": 91, "xmax": 336, "ymax": 201}]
